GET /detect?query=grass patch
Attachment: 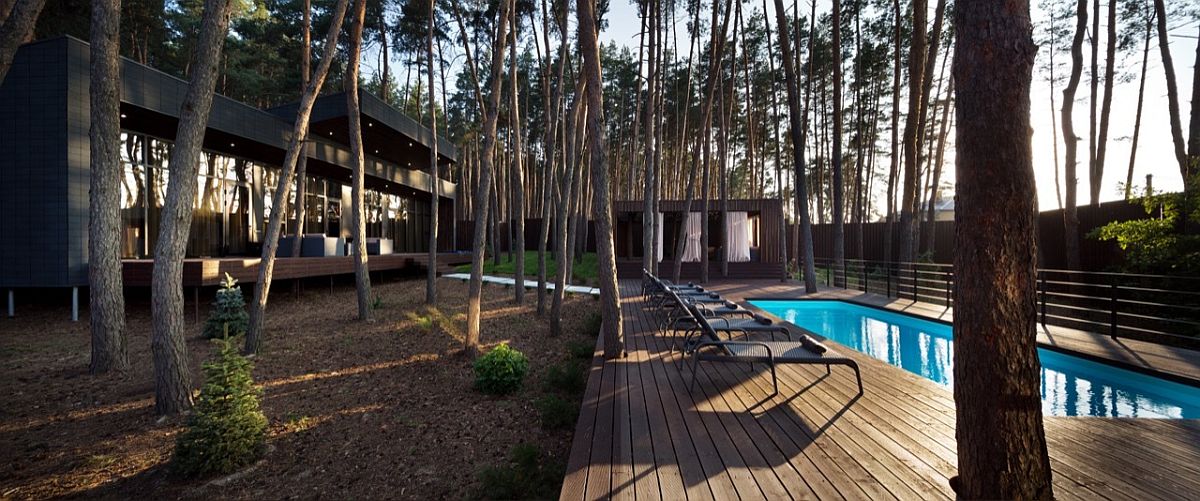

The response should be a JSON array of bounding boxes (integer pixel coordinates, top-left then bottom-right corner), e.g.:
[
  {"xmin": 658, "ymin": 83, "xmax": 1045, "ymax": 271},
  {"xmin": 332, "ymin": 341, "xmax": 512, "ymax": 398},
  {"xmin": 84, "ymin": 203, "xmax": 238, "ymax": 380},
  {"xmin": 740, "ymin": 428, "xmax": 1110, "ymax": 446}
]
[
  {"xmin": 567, "ymin": 340, "xmax": 594, "ymax": 359},
  {"xmin": 282, "ymin": 413, "xmax": 316, "ymax": 433},
  {"xmin": 535, "ymin": 395, "xmax": 580, "ymax": 430},
  {"xmin": 454, "ymin": 251, "xmax": 598, "ymax": 286},
  {"xmin": 477, "ymin": 444, "xmax": 565, "ymax": 500}
]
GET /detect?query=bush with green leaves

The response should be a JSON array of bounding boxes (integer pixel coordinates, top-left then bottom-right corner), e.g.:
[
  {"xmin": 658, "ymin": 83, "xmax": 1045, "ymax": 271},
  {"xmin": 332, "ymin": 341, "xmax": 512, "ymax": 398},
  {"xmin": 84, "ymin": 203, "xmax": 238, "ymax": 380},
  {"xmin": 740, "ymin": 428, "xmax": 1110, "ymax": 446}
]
[
  {"xmin": 567, "ymin": 340, "xmax": 594, "ymax": 360},
  {"xmin": 535, "ymin": 395, "xmax": 579, "ymax": 431},
  {"xmin": 1090, "ymin": 174, "xmax": 1200, "ymax": 275},
  {"xmin": 477, "ymin": 443, "xmax": 565, "ymax": 500},
  {"xmin": 202, "ymin": 273, "xmax": 249, "ymax": 339},
  {"xmin": 542, "ymin": 362, "xmax": 587, "ymax": 396},
  {"xmin": 174, "ymin": 337, "xmax": 268, "ymax": 477},
  {"xmin": 473, "ymin": 344, "xmax": 529, "ymax": 395}
]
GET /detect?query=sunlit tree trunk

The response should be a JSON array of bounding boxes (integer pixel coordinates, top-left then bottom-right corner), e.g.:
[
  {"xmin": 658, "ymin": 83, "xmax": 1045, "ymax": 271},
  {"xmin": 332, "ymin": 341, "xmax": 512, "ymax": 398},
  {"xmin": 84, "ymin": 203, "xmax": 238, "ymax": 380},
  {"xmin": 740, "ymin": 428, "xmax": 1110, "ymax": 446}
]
[
  {"xmin": 426, "ymin": 0, "xmax": 439, "ymax": 305},
  {"xmin": 464, "ymin": 0, "xmax": 513, "ymax": 354},
  {"xmin": 898, "ymin": 0, "xmax": 928, "ymax": 263},
  {"xmin": 536, "ymin": 0, "xmax": 564, "ymax": 316},
  {"xmin": 884, "ymin": 0, "xmax": 900, "ymax": 266},
  {"xmin": 345, "ymin": 0, "xmax": 373, "ymax": 322},
  {"xmin": 88, "ymin": 0, "xmax": 127, "ymax": 374},
  {"xmin": 831, "ymin": 0, "xmax": 845, "ymax": 284},
  {"xmin": 1152, "ymin": 0, "xmax": 1188, "ymax": 180},
  {"xmin": 577, "ymin": 0, "xmax": 622, "ymax": 358},
  {"xmin": 1125, "ymin": 8, "xmax": 1153, "ymax": 200},
  {"xmin": 244, "ymin": 0, "xmax": 349, "ymax": 354},
  {"xmin": 641, "ymin": 0, "xmax": 658, "ymax": 275},
  {"xmin": 951, "ymin": 0, "xmax": 1054, "ymax": 497},
  {"xmin": 507, "ymin": 4, "xmax": 524, "ymax": 304},
  {"xmin": 291, "ymin": 0, "xmax": 311, "ymax": 258},
  {"xmin": 1092, "ymin": 0, "xmax": 1116, "ymax": 205},
  {"xmin": 0, "ymin": 0, "xmax": 47, "ymax": 84},
  {"xmin": 773, "ymin": 0, "xmax": 816, "ymax": 293},
  {"xmin": 1062, "ymin": 0, "xmax": 1086, "ymax": 270},
  {"xmin": 150, "ymin": 0, "xmax": 234, "ymax": 415}
]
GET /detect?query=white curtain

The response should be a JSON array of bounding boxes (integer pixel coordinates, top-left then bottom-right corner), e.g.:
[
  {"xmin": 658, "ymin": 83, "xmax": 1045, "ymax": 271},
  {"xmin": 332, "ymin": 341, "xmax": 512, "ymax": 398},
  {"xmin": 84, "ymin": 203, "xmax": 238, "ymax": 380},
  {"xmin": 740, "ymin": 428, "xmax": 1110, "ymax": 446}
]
[
  {"xmin": 682, "ymin": 212, "xmax": 703, "ymax": 262},
  {"xmin": 655, "ymin": 212, "xmax": 664, "ymax": 262},
  {"xmin": 726, "ymin": 211, "xmax": 751, "ymax": 262}
]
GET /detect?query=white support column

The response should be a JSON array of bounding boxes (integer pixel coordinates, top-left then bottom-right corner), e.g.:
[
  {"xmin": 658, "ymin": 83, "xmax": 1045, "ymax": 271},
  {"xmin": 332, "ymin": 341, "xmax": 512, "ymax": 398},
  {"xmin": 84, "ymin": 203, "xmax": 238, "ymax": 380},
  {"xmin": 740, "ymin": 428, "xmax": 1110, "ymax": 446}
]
[{"xmin": 71, "ymin": 287, "xmax": 79, "ymax": 322}]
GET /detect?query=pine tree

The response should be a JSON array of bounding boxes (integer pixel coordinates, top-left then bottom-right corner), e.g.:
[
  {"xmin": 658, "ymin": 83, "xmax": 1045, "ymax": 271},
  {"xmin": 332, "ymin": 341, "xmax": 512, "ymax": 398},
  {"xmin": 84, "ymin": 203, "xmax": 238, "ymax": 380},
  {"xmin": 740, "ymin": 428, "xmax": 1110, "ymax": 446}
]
[
  {"xmin": 203, "ymin": 273, "xmax": 249, "ymax": 339},
  {"xmin": 174, "ymin": 337, "xmax": 268, "ymax": 476}
]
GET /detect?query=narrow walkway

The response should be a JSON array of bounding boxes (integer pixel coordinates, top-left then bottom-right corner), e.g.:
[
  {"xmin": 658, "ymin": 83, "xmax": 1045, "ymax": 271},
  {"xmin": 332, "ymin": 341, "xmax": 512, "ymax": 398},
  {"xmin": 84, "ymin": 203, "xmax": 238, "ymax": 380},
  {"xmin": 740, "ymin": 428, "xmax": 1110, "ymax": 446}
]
[
  {"xmin": 439, "ymin": 273, "xmax": 599, "ymax": 296},
  {"xmin": 560, "ymin": 279, "xmax": 1200, "ymax": 500}
]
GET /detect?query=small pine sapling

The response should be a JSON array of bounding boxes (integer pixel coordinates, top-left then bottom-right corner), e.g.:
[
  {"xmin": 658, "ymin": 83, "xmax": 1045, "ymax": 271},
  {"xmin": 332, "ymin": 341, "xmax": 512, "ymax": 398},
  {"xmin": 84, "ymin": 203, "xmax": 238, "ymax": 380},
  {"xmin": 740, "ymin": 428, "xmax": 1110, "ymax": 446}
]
[
  {"xmin": 173, "ymin": 337, "xmax": 268, "ymax": 476},
  {"xmin": 203, "ymin": 273, "xmax": 249, "ymax": 339}
]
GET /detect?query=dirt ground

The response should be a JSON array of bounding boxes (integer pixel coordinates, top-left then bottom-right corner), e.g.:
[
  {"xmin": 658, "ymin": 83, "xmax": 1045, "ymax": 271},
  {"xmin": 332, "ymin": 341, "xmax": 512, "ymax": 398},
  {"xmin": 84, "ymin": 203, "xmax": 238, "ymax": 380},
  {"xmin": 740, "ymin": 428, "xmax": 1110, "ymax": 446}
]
[{"xmin": 0, "ymin": 276, "xmax": 598, "ymax": 500}]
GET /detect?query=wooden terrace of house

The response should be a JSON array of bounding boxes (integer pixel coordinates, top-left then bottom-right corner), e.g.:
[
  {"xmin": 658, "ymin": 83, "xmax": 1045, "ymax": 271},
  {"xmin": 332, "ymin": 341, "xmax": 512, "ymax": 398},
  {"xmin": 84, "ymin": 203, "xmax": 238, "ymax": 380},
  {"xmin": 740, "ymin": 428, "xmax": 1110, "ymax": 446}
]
[{"xmin": 560, "ymin": 279, "xmax": 1200, "ymax": 500}]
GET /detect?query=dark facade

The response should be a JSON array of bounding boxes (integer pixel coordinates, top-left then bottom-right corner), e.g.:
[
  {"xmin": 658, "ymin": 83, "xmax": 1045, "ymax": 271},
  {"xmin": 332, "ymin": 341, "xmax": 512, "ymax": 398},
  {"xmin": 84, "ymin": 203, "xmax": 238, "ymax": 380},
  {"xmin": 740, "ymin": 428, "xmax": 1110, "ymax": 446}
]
[{"xmin": 0, "ymin": 36, "xmax": 457, "ymax": 289}]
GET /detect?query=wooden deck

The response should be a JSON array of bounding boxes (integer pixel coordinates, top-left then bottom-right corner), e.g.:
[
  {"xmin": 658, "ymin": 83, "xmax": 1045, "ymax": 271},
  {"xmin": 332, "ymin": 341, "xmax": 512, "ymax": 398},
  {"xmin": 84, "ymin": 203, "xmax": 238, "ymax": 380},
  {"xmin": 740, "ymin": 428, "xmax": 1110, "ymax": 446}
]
[
  {"xmin": 560, "ymin": 279, "xmax": 1200, "ymax": 500},
  {"xmin": 121, "ymin": 252, "xmax": 472, "ymax": 287}
]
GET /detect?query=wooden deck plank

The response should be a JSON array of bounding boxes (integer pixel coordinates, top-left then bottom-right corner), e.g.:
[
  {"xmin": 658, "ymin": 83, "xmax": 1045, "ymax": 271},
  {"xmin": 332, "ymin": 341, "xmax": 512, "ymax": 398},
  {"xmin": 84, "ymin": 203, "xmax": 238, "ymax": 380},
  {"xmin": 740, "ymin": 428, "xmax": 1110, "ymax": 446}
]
[
  {"xmin": 561, "ymin": 279, "xmax": 1200, "ymax": 501},
  {"xmin": 559, "ymin": 338, "xmax": 606, "ymax": 501}
]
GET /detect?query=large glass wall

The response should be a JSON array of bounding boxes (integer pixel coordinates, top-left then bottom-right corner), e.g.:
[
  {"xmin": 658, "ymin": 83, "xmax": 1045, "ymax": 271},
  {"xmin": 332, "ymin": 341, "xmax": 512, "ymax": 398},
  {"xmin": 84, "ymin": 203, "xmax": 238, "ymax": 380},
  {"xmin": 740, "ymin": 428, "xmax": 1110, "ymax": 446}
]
[
  {"xmin": 119, "ymin": 131, "xmax": 262, "ymax": 258},
  {"xmin": 117, "ymin": 131, "xmax": 442, "ymax": 258}
]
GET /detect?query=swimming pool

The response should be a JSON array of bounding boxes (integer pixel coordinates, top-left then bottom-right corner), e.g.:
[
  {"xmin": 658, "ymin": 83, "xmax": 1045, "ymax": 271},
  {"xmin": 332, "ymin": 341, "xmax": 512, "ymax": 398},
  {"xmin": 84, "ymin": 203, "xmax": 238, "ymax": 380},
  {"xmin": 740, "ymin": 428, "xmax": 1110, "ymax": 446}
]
[{"xmin": 748, "ymin": 300, "xmax": 1200, "ymax": 419}]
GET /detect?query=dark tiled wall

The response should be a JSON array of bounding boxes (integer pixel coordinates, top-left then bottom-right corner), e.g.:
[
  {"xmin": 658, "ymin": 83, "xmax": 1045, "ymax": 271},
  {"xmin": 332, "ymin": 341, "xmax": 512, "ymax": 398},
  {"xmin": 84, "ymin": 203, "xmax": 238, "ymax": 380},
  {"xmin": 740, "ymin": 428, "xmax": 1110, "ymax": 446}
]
[{"xmin": 0, "ymin": 38, "xmax": 72, "ymax": 287}]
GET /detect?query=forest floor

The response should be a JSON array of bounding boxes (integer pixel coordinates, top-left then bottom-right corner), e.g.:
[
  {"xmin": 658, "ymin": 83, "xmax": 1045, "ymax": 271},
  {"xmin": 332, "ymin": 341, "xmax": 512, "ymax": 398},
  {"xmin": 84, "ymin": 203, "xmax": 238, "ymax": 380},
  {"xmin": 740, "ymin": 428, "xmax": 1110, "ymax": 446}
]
[{"xmin": 0, "ymin": 276, "xmax": 599, "ymax": 500}]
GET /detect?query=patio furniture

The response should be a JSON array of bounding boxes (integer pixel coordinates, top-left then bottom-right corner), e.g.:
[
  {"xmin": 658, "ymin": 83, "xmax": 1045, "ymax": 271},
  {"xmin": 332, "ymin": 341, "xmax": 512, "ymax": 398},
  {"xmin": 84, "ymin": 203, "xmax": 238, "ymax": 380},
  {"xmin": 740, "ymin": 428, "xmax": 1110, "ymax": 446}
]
[
  {"xmin": 682, "ymin": 301, "xmax": 862, "ymax": 397},
  {"xmin": 365, "ymin": 238, "xmax": 393, "ymax": 255}
]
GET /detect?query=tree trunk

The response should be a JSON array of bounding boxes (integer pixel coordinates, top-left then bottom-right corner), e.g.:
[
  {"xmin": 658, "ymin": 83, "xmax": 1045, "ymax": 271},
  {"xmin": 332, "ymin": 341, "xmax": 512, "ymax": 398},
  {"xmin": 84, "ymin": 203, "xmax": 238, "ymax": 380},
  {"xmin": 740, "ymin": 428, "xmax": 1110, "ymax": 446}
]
[
  {"xmin": 951, "ymin": 1, "xmax": 1054, "ymax": 497},
  {"xmin": 1189, "ymin": 26, "xmax": 1200, "ymax": 162},
  {"xmin": 577, "ymin": 0, "xmax": 622, "ymax": 359},
  {"xmin": 773, "ymin": 0, "xmax": 816, "ymax": 293},
  {"xmin": 464, "ymin": 0, "xmax": 513, "ymax": 354},
  {"xmin": 641, "ymin": 0, "xmax": 657, "ymax": 275},
  {"xmin": 426, "ymin": 0, "xmax": 439, "ymax": 305},
  {"xmin": 291, "ymin": 0, "xmax": 312, "ymax": 258},
  {"xmin": 1092, "ymin": 0, "xmax": 1116, "ymax": 205},
  {"xmin": 551, "ymin": 76, "xmax": 584, "ymax": 337},
  {"xmin": 1125, "ymin": 8, "xmax": 1153, "ymax": 200},
  {"xmin": 150, "ymin": 0, "xmax": 234, "ymax": 415},
  {"xmin": 1088, "ymin": 0, "xmax": 1099, "ymax": 204},
  {"xmin": 536, "ymin": 0, "xmax": 565, "ymax": 316},
  {"xmin": 244, "ymin": 0, "xmax": 349, "ymax": 354},
  {"xmin": 1061, "ymin": 0, "xmax": 1086, "ymax": 271},
  {"xmin": 923, "ymin": 77, "xmax": 953, "ymax": 255},
  {"xmin": 884, "ymin": 0, "xmax": 901, "ymax": 266},
  {"xmin": 898, "ymin": 0, "xmax": 928, "ymax": 264},
  {"xmin": 346, "ymin": 0, "xmax": 372, "ymax": 322},
  {"xmin": 508, "ymin": 4, "xmax": 524, "ymax": 305},
  {"xmin": 831, "ymin": 0, "xmax": 844, "ymax": 284},
  {"xmin": 88, "ymin": 0, "xmax": 127, "ymax": 374},
  {"xmin": 1152, "ymin": 0, "xmax": 1188, "ymax": 180},
  {"xmin": 0, "ymin": 0, "xmax": 47, "ymax": 85}
]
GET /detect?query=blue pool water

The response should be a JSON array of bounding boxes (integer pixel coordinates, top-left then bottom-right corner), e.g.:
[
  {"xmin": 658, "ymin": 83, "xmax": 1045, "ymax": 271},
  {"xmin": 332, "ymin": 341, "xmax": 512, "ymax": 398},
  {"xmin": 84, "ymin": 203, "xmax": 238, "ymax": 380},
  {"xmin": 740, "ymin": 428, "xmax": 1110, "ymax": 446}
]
[{"xmin": 748, "ymin": 300, "xmax": 1200, "ymax": 419}]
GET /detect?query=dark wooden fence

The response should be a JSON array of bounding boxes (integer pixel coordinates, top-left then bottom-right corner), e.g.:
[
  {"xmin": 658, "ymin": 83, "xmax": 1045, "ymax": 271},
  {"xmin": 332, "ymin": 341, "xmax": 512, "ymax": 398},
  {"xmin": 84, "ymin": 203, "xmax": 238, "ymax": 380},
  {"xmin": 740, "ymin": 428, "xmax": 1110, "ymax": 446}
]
[
  {"xmin": 795, "ymin": 199, "xmax": 1150, "ymax": 271},
  {"xmin": 811, "ymin": 258, "xmax": 1200, "ymax": 350}
]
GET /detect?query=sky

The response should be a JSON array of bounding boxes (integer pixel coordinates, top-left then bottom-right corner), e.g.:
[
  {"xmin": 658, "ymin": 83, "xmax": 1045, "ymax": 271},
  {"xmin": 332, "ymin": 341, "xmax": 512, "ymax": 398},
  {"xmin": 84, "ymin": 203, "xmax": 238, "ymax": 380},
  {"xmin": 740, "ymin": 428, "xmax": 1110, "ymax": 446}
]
[{"xmin": 595, "ymin": 0, "xmax": 1198, "ymax": 214}]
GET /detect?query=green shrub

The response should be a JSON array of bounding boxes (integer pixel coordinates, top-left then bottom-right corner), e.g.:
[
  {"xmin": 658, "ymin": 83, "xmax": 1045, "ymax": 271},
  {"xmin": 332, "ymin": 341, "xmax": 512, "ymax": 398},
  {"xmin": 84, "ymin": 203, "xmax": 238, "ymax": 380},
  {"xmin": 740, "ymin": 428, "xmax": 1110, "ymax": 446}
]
[
  {"xmin": 581, "ymin": 312, "xmax": 602, "ymax": 336},
  {"xmin": 542, "ymin": 362, "xmax": 587, "ymax": 396},
  {"xmin": 473, "ymin": 344, "xmax": 529, "ymax": 395},
  {"xmin": 567, "ymin": 340, "xmax": 594, "ymax": 360},
  {"xmin": 174, "ymin": 337, "xmax": 268, "ymax": 477},
  {"xmin": 202, "ymin": 273, "xmax": 249, "ymax": 339},
  {"xmin": 477, "ymin": 444, "xmax": 565, "ymax": 500},
  {"xmin": 535, "ymin": 395, "xmax": 579, "ymax": 430}
]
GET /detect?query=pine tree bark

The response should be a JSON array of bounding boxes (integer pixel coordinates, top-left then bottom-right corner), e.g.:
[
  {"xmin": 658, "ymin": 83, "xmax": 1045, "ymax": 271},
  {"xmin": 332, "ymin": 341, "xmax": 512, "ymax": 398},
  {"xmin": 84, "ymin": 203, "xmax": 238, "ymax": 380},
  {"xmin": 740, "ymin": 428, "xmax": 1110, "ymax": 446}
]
[
  {"xmin": 952, "ymin": 1, "xmax": 1054, "ymax": 497},
  {"xmin": 1126, "ymin": 8, "xmax": 1153, "ymax": 200},
  {"xmin": 291, "ymin": 0, "xmax": 312, "ymax": 258},
  {"xmin": 1061, "ymin": 0, "xmax": 1086, "ymax": 271},
  {"xmin": 884, "ymin": 0, "xmax": 900, "ymax": 266},
  {"xmin": 508, "ymin": 5, "xmax": 524, "ymax": 305},
  {"xmin": 346, "ymin": 0, "xmax": 373, "ymax": 322},
  {"xmin": 0, "ymin": 0, "xmax": 47, "ymax": 85},
  {"xmin": 464, "ymin": 0, "xmax": 513, "ymax": 353},
  {"xmin": 1092, "ymin": 0, "xmax": 1116, "ymax": 205},
  {"xmin": 831, "ymin": 0, "xmax": 845, "ymax": 283},
  {"xmin": 150, "ymin": 0, "xmax": 234, "ymax": 415},
  {"xmin": 773, "ymin": 0, "xmax": 816, "ymax": 292},
  {"xmin": 1088, "ymin": 0, "xmax": 1099, "ymax": 204},
  {"xmin": 244, "ymin": 0, "xmax": 349, "ymax": 354},
  {"xmin": 536, "ymin": 0, "xmax": 565, "ymax": 316},
  {"xmin": 577, "ymin": 0, "xmax": 622, "ymax": 359},
  {"xmin": 1152, "ymin": 0, "xmax": 1188, "ymax": 180},
  {"xmin": 641, "ymin": 0, "xmax": 658, "ymax": 275},
  {"xmin": 898, "ymin": 0, "xmax": 928, "ymax": 264},
  {"xmin": 1189, "ymin": 27, "xmax": 1200, "ymax": 163},
  {"xmin": 551, "ymin": 77, "xmax": 584, "ymax": 337},
  {"xmin": 426, "ymin": 0, "xmax": 439, "ymax": 305},
  {"xmin": 88, "ymin": 0, "xmax": 127, "ymax": 374}
]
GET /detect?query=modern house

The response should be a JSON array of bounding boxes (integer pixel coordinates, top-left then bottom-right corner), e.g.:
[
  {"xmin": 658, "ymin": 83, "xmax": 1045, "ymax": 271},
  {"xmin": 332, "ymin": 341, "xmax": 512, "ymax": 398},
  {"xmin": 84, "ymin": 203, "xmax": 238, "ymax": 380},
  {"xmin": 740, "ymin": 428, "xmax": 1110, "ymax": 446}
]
[{"xmin": 0, "ymin": 36, "xmax": 459, "ymax": 317}]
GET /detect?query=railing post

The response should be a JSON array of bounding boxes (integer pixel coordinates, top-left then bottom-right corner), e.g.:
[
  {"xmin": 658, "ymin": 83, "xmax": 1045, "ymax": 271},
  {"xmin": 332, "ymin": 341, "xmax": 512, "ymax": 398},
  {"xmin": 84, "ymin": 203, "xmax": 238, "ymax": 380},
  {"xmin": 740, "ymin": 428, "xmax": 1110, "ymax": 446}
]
[
  {"xmin": 944, "ymin": 271, "xmax": 951, "ymax": 306},
  {"xmin": 911, "ymin": 263, "xmax": 918, "ymax": 302},
  {"xmin": 863, "ymin": 264, "xmax": 868, "ymax": 293},
  {"xmin": 1110, "ymin": 278, "xmax": 1119, "ymax": 339},
  {"xmin": 1039, "ymin": 270, "xmax": 1047, "ymax": 326},
  {"xmin": 842, "ymin": 259, "xmax": 847, "ymax": 289},
  {"xmin": 886, "ymin": 264, "xmax": 892, "ymax": 298}
]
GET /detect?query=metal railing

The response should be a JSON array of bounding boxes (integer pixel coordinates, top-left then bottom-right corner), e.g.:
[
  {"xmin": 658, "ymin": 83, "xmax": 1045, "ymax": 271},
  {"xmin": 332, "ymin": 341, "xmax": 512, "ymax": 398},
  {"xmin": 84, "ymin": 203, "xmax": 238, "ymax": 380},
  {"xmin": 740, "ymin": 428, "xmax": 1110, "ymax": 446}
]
[{"xmin": 808, "ymin": 258, "xmax": 1200, "ymax": 348}]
